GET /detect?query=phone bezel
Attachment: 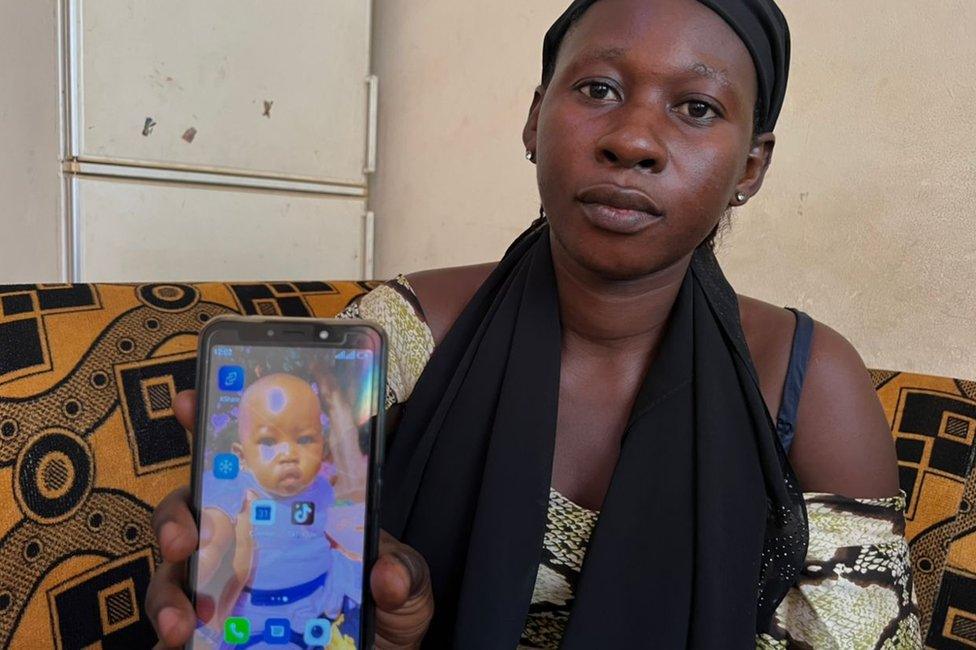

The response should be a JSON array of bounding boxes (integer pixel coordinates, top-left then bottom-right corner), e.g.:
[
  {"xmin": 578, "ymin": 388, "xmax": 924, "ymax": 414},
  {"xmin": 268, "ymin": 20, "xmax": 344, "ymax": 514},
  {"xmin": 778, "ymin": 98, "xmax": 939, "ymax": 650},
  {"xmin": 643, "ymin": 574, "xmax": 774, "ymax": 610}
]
[{"xmin": 185, "ymin": 315, "xmax": 387, "ymax": 649}]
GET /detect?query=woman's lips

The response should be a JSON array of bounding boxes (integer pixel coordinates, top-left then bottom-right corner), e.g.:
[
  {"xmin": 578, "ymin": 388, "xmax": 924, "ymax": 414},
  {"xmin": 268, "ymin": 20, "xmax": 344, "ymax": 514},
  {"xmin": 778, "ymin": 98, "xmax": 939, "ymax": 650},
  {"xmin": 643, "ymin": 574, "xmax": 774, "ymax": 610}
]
[
  {"xmin": 576, "ymin": 184, "xmax": 664, "ymax": 235},
  {"xmin": 579, "ymin": 201, "xmax": 662, "ymax": 235}
]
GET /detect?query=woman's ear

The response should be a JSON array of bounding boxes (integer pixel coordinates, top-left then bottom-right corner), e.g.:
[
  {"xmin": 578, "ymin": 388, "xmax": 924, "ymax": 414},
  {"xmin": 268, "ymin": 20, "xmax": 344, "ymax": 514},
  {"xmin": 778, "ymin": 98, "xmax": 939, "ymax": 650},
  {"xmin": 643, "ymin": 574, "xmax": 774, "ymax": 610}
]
[
  {"xmin": 522, "ymin": 85, "xmax": 545, "ymax": 156},
  {"xmin": 734, "ymin": 133, "xmax": 776, "ymax": 204}
]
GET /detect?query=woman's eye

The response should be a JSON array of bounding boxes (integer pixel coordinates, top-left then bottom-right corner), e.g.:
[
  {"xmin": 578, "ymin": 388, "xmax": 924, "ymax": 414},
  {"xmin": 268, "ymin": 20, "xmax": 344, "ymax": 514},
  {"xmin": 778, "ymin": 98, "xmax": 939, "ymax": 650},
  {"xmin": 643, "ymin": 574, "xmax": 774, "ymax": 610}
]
[
  {"xmin": 258, "ymin": 437, "xmax": 275, "ymax": 447},
  {"xmin": 580, "ymin": 82, "xmax": 621, "ymax": 102},
  {"xmin": 677, "ymin": 100, "xmax": 719, "ymax": 121},
  {"xmin": 297, "ymin": 435, "xmax": 314, "ymax": 445}
]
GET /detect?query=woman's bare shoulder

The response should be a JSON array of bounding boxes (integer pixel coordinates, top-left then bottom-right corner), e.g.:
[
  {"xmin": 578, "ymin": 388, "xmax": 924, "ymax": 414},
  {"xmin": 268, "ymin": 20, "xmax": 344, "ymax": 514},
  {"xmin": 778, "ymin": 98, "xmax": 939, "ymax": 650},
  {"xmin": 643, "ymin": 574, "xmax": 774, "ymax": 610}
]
[
  {"xmin": 738, "ymin": 294, "xmax": 899, "ymax": 498},
  {"xmin": 737, "ymin": 295, "xmax": 796, "ymax": 414},
  {"xmin": 405, "ymin": 262, "xmax": 498, "ymax": 346}
]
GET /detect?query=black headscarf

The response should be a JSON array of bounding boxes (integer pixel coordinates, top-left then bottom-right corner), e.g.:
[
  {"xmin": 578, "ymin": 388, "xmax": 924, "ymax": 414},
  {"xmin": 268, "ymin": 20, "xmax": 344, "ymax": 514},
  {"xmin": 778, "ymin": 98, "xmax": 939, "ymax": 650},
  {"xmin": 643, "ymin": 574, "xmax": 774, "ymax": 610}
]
[{"xmin": 542, "ymin": 0, "xmax": 791, "ymax": 132}]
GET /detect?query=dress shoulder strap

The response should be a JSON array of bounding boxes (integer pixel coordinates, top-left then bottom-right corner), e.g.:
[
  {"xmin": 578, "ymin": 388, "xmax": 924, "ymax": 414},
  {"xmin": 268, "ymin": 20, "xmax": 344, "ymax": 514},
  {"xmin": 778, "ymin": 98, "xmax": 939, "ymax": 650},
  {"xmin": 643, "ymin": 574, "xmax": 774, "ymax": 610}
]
[{"xmin": 775, "ymin": 308, "xmax": 815, "ymax": 454}]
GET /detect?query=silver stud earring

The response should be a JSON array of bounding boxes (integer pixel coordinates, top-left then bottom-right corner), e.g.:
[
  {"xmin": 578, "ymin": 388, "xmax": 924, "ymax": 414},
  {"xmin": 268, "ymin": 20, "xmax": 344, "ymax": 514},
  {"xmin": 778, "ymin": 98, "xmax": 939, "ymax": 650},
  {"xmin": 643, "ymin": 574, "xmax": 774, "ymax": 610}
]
[
  {"xmin": 735, "ymin": 191, "xmax": 747, "ymax": 203},
  {"xmin": 526, "ymin": 150, "xmax": 535, "ymax": 162}
]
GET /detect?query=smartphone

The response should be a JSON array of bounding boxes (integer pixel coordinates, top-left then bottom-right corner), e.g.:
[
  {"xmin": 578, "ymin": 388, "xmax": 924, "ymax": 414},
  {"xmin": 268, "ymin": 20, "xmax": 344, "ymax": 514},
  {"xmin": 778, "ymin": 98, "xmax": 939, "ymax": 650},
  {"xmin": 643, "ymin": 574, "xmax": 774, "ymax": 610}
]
[{"xmin": 186, "ymin": 316, "xmax": 386, "ymax": 650}]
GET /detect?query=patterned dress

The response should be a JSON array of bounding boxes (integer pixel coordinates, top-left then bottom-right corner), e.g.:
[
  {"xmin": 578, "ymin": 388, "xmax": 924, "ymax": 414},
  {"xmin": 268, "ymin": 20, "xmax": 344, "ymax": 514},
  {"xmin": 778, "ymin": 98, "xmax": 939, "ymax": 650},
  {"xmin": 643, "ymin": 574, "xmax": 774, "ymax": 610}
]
[{"xmin": 341, "ymin": 276, "xmax": 922, "ymax": 649}]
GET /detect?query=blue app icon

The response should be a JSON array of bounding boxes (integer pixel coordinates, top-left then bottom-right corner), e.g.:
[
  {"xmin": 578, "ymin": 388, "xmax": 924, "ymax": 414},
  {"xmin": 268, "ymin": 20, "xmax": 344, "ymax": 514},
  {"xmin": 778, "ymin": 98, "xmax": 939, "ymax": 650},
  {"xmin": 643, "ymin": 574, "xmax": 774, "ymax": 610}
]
[
  {"xmin": 263, "ymin": 618, "xmax": 291, "ymax": 645},
  {"xmin": 251, "ymin": 500, "xmax": 275, "ymax": 525},
  {"xmin": 213, "ymin": 453, "xmax": 239, "ymax": 480},
  {"xmin": 303, "ymin": 618, "xmax": 332, "ymax": 647},
  {"xmin": 218, "ymin": 365, "xmax": 245, "ymax": 392}
]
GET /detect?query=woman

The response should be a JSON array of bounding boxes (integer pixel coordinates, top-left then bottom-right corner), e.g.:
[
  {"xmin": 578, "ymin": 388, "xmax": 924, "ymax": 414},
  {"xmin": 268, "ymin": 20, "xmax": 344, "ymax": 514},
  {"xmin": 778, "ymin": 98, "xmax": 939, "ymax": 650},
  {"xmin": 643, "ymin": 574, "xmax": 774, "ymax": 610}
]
[{"xmin": 147, "ymin": 0, "xmax": 920, "ymax": 647}]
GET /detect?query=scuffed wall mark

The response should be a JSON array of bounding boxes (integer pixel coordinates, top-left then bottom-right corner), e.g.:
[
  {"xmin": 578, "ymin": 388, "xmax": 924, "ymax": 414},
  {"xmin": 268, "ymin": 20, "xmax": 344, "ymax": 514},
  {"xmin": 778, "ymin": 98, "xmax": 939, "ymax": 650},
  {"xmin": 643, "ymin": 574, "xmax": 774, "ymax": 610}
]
[
  {"xmin": 142, "ymin": 117, "xmax": 157, "ymax": 136},
  {"xmin": 182, "ymin": 127, "xmax": 198, "ymax": 143},
  {"xmin": 263, "ymin": 100, "xmax": 274, "ymax": 118},
  {"xmin": 149, "ymin": 67, "xmax": 184, "ymax": 91}
]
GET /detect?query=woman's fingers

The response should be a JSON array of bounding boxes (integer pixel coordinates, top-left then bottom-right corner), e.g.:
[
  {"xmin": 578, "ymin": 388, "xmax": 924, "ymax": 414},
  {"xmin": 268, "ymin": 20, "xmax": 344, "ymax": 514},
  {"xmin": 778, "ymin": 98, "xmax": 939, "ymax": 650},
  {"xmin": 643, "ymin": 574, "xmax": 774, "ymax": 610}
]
[
  {"xmin": 146, "ymin": 560, "xmax": 195, "ymax": 648},
  {"xmin": 371, "ymin": 552, "xmax": 412, "ymax": 611},
  {"xmin": 375, "ymin": 530, "xmax": 431, "ymax": 603},
  {"xmin": 174, "ymin": 390, "xmax": 197, "ymax": 435},
  {"xmin": 371, "ymin": 530, "xmax": 434, "ymax": 648},
  {"xmin": 151, "ymin": 486, "xmax": 198, "ymax": 564}
]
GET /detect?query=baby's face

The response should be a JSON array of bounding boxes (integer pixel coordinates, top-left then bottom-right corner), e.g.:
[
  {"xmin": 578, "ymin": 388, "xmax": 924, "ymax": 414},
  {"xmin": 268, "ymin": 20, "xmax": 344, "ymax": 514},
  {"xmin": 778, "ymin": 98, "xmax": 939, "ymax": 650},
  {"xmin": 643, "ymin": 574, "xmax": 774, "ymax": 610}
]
[{"xmin": 234, "ymin": 373, "xmax": 325, "ymax": 497}]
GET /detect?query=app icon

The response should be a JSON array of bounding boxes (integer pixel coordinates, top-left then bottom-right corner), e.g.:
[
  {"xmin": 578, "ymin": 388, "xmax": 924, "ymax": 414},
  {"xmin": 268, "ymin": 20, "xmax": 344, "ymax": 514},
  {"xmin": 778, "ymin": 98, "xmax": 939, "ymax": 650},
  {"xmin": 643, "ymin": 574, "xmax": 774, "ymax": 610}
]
[
  {"xmin": 218, "ymin": 365, "xmax": 245, "ymax": 392},
  {"xmin": 251, "ymin": 499, "xmax": 276, "ymax": 525},
  {"xmin": 291, "ymin": 501, "xmax": 315, "ymax": 526},
  {"xmin": 263, "ymin": 618, "xmax": 291, "ymax": 645},
  {"xmin": 224, "ymin": 617, "xmax": 251, "ymax": 645},
  {"xmin": 213, "ymin": 453, "xmax": 239, "ymax": 480},
  {"xmin": 303, "ymin": 618, "xmax": 332, "ymax": 647}
]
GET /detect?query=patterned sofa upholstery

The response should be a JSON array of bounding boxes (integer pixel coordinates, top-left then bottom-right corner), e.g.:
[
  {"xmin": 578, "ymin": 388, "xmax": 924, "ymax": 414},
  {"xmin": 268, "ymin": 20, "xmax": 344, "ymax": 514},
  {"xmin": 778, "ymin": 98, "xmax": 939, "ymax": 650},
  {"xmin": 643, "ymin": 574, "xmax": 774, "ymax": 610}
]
[{"xmin": 0, "ymin": 281, "xmax": 972, "ymax": 649}]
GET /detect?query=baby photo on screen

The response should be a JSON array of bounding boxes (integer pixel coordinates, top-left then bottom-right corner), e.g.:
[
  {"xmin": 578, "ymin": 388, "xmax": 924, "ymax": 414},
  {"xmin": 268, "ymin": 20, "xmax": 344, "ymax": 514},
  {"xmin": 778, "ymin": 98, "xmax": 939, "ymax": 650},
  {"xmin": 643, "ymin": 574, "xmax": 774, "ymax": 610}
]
[{"xmin": 193, "ymin": 345, "xmax": 374, "ymax": 649}]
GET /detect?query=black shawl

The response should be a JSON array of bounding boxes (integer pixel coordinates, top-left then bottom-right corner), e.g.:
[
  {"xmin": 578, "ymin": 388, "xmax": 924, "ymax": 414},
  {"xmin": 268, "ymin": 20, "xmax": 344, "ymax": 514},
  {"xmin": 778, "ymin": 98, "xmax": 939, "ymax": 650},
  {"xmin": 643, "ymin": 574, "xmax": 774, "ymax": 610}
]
[{"xmin": 380, "ymin": 224, "xmax": 807, "ymax": 648}]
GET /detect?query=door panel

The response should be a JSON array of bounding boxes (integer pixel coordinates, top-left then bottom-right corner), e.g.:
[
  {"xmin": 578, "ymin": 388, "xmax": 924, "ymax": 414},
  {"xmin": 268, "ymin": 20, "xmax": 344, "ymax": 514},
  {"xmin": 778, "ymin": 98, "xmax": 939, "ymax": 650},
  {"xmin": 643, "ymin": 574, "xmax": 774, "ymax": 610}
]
[
  {"xmin": 74, "ymin": 177, "xmax": 368, "ymax": 282},
  {"xmin": 73, "ymin": 0, "xmax": 372, "ymax": 185}
]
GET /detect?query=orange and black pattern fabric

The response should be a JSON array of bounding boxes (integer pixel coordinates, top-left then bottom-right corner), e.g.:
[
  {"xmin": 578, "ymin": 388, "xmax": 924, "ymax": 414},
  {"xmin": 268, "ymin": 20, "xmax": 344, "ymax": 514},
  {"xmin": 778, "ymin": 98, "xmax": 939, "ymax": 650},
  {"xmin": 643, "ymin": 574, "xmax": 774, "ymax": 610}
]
[
  {"xmin": 872, "ymin": 370, "xmax": 976, "ymax": 648},
  {"xmin": 0, "ymin": 282, "xmax": 374, "ymax": 649},
  {"xmin": 0, "ymin": 281, "xmax": 972, "ymax": 649}
]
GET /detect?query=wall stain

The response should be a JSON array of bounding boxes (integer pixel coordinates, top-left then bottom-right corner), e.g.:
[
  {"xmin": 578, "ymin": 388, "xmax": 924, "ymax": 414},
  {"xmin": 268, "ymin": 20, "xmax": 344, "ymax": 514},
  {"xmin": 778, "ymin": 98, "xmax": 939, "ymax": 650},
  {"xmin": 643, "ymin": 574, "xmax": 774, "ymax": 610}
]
[
  {"xmin": 142, "ymin": 117, "xmax": 157, "ymax": 136},
  {"xmin": 263, "ymin": 100, "xmax": 274, "ymax": 118},
  {"xmin": 182, "ymin": 127, "xmax": 197, "ymax": 143},
  {"xmin": 798, "ymin": 192, "xmax": 809, "ymax": 217}
]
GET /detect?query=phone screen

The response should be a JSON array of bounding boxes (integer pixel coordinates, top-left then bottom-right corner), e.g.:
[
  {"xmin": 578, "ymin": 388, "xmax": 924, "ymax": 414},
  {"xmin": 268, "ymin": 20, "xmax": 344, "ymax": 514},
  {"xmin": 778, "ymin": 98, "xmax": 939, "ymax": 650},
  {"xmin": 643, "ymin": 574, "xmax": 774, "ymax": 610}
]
[{"xmin": 189, "ymin": 325, "xmax": 383, "ymax": 649}]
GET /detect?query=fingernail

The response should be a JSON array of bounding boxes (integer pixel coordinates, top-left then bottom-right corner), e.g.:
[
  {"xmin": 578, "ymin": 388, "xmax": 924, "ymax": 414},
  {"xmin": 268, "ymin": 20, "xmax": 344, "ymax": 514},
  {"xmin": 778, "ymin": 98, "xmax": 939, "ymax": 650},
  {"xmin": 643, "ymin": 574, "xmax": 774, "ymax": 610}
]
[
  {"xmin": 390, "ymin": 550, "xmax": 421, "ymax": 595},
  {"xmin": 159, "ymin": 521, "xmax": 180, "ymax": 550},
  {"xmin": 159, "ymin": 606, "xmax": 184, "ymax": 637}
]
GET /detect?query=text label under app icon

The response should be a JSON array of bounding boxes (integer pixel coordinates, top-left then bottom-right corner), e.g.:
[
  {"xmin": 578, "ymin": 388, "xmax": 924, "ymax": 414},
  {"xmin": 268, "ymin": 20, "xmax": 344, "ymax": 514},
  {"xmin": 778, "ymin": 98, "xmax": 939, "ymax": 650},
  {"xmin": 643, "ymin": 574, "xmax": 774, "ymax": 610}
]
[
  {"xmin": 303, "ymin": 618, "xmax": 332, "ymax": 647},
  {"xmin": 224, "ymin": 617, "xmax": 250, "ymax": 645},
  {"xmin": 291, "ymin": 501, "xmax": 315, "ymax": 526},
  {"xmin": 251, "ymin": 500, "xmax": 276, "ymax": 525},
  {"xmin": 213, "ymin": 453, "xmax": 239, "ymax": 480},
  {"xmin": 263, "ymin": 617, "xmax": 291, "ymax": 645},
  {"xmin": 218, "ymin": 365, "xmax": 245, "ymax": 392}
]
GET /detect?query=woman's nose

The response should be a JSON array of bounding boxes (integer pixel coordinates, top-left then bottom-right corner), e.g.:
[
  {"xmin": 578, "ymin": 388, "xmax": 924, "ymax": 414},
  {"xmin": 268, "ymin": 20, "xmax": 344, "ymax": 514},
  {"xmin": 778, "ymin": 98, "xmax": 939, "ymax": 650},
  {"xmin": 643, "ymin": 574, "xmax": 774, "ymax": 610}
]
[{"xmin": 595, "ymin": 106, "xmax": 668, "ymax": 173}]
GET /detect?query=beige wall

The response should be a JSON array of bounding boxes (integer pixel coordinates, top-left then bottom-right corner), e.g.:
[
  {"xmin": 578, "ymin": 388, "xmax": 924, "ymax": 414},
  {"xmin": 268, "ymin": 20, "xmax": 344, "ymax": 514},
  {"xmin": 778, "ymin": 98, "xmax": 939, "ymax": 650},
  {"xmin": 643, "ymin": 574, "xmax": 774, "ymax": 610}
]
[
  {"xmin": 0, "ymin": 0, "xmax": 63, "ymax": 281},
  {"xmin": 371, "ymin": 0, "xmax": 976, "ymax": 380}
]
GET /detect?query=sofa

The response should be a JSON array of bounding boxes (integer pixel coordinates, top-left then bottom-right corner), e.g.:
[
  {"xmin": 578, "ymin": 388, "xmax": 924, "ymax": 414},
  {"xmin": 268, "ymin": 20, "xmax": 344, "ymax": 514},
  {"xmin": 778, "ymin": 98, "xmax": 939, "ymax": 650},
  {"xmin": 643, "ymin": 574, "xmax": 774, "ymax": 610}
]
[{"xmin": 0, "ymin": 281, "xmax": 972, "ymax": 648}]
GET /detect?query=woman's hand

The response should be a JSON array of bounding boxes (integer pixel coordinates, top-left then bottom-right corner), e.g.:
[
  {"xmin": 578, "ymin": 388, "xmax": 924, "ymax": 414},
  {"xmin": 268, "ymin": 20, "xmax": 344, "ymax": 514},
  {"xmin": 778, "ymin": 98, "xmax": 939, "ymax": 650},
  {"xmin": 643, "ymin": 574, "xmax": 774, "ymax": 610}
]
[
  {"xmin": 147, "ymin": 481, "xmax": 202, "ymax": 649},
  {"xmin": 371, "ymin": 530, "xmax": 434, "ymax": 649},
  {"xmin": 145, "ymin": 390, "xmax": 434, "ymax": 649}
]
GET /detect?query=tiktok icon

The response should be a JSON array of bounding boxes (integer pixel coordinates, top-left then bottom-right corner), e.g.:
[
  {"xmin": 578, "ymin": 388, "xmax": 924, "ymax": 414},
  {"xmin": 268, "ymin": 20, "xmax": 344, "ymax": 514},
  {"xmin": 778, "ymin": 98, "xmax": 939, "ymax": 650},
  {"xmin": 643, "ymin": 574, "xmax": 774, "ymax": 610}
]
[{"xmin": 291, "ymin": 501, "xmax": 315, "ymax": 526}]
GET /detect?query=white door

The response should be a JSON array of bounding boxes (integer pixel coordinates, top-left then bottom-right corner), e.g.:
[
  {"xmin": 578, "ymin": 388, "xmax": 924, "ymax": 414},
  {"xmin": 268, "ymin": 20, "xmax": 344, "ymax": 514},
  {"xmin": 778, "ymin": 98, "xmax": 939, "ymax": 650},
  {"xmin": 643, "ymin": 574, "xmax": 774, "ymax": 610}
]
[
  {"xmin": 73, "ymin": 177, "xmax": 371, "ymax": 282},
  {"xmin": 70, "ymin": 0, "xmax": 374, "ymax": 185}
]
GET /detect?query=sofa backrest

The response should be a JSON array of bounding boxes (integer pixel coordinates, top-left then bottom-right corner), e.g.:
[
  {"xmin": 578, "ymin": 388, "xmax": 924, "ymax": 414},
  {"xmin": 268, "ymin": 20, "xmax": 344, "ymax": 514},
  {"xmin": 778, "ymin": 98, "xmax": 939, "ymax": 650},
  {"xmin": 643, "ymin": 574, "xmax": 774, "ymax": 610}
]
[
  {"xmin": 0, "ymin": 282, "xmax": 972, "ymax": 648},
  {"xmin": 0, "ymin": 282, "xmax": 373, "ymax": 648},
  {"xmin": 872, "ymin": 369, "xmax": 976, "ymax": 646}
]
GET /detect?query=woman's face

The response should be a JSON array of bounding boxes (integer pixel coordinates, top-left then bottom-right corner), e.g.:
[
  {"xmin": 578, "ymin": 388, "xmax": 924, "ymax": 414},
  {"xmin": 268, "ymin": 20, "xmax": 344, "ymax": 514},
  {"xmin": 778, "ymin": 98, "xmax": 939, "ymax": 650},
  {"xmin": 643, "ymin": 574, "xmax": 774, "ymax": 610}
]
[{"xmin": 524, "ymin": 0, "xmax": 774, "ymax": 280}]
